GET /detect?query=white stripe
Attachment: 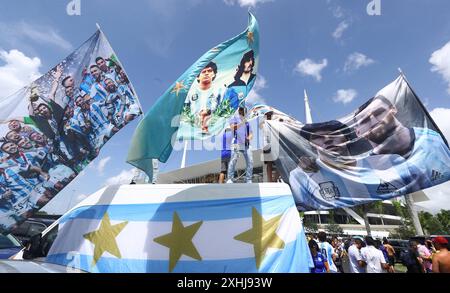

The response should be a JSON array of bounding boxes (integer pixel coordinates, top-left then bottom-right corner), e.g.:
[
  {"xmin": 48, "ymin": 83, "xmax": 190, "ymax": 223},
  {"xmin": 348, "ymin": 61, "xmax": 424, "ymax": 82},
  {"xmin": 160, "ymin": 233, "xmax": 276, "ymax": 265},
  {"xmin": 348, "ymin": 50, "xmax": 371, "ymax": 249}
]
[
  {"xmin": 72, "ymin": 183, "xmax": 294, "ymax": 209},
  {"xmin": 49, "ymin": 207, "xmax": 302, "ymax": 261}
]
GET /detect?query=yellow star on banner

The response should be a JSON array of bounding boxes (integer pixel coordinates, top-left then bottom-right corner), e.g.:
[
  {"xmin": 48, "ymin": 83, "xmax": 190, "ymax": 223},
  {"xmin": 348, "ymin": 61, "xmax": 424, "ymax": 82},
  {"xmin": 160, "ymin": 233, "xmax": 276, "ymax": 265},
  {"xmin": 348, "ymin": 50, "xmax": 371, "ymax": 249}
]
[
  {"xmin": 83, "ymin": 213, "xmax": 128, "ymax": 267},
  {"xmin": 234, "ymin": 207, "xmax": 285, "ymax": 269},
  {"xmin": 154, "ymin": 212, "xmax": 203, "ymax": 273},
  {"xmin": 171, "ymin": 81, "xmax": 187, "ymax": 96},
  {"xmin": 247, "ymin": 30, "xmax": 254, "ymax": 45}
]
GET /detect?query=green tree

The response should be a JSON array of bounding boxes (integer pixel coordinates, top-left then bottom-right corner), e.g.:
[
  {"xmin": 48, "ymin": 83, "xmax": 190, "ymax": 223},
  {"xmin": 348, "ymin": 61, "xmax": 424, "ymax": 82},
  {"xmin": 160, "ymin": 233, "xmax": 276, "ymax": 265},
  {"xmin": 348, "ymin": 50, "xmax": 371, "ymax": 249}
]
[
  {"xmin": 392, "ymin": 201, "xmax": 416, "ymax": 239},
  {"xmin": 303, "ymin": 221, "xmax": 319, "ymax": 234},
  {"xmin": 299, "ymin": 212, "xmax": 319, "ymax": 233},
  {"xmin": 391, "ymin": 220, "xmax": 416, "ymax": 239},
  {"xmin": 436, "ymin": 210, "xmax": 450, "ymax": 234},
  {"xmin": 324, "ymin": 223, "xmax": 344, "ymax": 235},
  {"xmin": 353, "ymin": 203, "xmax": 377, "ymax": 236},
  {"xmin": 419, "ymin": 210, "xmax": 450, "ymax": 235}
]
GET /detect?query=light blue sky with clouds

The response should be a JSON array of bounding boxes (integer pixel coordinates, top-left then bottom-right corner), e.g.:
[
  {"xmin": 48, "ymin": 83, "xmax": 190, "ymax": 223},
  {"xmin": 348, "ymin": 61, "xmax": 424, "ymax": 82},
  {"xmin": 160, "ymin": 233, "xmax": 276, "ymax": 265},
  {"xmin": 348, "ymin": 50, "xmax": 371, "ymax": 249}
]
[{"xmin": 1, "ymin": 0, "xmax": 450, "ymax": 214}]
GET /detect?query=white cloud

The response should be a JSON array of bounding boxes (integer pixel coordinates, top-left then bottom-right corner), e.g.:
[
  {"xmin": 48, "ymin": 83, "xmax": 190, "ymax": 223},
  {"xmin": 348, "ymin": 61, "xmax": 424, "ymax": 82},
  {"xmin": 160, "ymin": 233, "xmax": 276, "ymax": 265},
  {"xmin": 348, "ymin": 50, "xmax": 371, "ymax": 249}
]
[
  {"xmin": 344, "ymin": 52, "xmax": 375, "ymax": 72},
  {"xmin": 332, "ymin": 20, "xmax": 349, "ymax": 40},
  {"xmin": 333, "ymin": 89, "xmax": 357, "ymax": 104},
  {"xmin": 105, "ymin": 169, "xmax": 135, "ymax": 186},
  {"xmin": 330, "ymin": 5, "xmax": 344, "ymax": 18},
  {"xmin": 96, "ymin": 156, "xmax": 111, "ymax": 175},
  {"xmin": 246, "ymin": 75, "xmax": 267, "ymax": 106},
  {"xmin": 430, "ymin": 108, "xmax": 450, "ymax": 142},
  {"xmin": 294, "ymin": 58, "xmax": 328, "ymax": 82},
  {"xmin": 223, "ymin": 0, "xmax": 273, "ymax": 7},
  {"xmin": 415, "ymin": 107, "xmax": 450, "ymax": 213},
  {"xmin": 0, "ymin": 21, "xmax": 72, "ymax": 51},
  {"xmin": 417, "ymin": 182, "xmax": 450, "ymax": 214},
  {"xmin": 0, "ymin": 49, "xmax": 42, "ymax": 98},
  {"xmin": 430, "ymin": 41, "xmax": 450, "ymax": 94}
]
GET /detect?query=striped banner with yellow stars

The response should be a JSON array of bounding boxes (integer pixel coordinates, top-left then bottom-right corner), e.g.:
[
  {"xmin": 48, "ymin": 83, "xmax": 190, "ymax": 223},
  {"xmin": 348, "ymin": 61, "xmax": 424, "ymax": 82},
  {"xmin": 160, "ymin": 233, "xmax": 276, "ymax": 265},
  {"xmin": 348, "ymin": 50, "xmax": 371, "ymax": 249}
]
[
  {"xmin": 46, "ymin": 183, "xmax": 314, "ymax": 273},
  {"xmin": 127, "ymin": 13, "xmax": 259, "ymax": 180}
]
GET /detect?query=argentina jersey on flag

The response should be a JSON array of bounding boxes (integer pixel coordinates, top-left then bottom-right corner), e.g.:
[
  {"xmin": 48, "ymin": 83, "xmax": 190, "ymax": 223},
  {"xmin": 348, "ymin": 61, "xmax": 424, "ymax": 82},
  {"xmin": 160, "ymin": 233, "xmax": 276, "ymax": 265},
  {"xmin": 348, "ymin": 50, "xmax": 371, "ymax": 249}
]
[{"xmin": 46, "ymin": 183, "xmax": 313, "ymax": 273}]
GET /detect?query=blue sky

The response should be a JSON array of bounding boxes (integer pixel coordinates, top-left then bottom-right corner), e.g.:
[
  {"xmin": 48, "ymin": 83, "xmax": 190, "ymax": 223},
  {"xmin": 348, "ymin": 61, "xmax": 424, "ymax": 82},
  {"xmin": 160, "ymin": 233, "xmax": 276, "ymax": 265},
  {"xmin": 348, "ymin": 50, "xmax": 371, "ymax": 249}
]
[{"xmin": 1, "ymin": 0, "xmax": 450, "ymax": 214}]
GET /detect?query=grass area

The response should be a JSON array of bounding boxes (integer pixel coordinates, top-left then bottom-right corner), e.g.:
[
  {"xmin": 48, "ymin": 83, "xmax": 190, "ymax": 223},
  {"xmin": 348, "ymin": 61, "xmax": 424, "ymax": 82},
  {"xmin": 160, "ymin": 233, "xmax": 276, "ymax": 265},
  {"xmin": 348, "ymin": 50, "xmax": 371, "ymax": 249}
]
[{"xmin": 394, "ymin": 263, "xmax": 407, "ymax": 273}]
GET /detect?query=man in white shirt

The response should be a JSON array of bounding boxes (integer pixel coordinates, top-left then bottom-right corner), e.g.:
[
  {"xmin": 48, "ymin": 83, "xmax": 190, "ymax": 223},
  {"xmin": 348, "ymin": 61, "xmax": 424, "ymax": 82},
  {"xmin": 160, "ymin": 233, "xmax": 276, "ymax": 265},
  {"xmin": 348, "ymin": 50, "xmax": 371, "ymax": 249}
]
[
  {"xmin": 348, "ymin": 236, "xmax": 366, "ymax": 273},
  {"xmin": 360, "ymin": 236, "xmax": 389, "ymax": 273}
]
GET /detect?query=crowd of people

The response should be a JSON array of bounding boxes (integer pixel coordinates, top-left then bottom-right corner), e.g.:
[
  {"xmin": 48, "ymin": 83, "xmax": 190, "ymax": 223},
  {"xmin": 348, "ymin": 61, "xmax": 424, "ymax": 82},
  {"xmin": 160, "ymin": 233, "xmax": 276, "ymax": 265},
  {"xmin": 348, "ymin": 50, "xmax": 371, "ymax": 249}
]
[{"xmin": 306, "ymin": 232, "xmax": 450, "ymax": 273}]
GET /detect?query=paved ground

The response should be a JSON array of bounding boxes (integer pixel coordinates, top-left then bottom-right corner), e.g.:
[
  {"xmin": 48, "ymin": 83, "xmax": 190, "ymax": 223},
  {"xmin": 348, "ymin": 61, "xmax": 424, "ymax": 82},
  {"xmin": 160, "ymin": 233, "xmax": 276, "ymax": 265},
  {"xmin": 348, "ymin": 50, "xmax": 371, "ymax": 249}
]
[{"xmin": 340, "ymin": 255, "xmax": 406, "ymax": 273}]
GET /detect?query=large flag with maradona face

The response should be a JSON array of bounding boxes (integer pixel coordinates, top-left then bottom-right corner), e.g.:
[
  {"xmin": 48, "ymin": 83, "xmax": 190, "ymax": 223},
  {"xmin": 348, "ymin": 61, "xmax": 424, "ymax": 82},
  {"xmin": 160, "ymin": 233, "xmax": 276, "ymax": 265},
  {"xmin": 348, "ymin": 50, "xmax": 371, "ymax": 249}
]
[
  {"xmin": 266, "ymin": 74, "xmax": 450, "ymax": 210},
  {"xmin": 46, "ymin": 184, "xmax": 313, "ymax": 273},
  {"xmin": 127, "ymin": 13, "xmax": 259, "ymax": 178},
  {"xmin": 0, "ymin": 29, "xmax": 142, "ymax": 234}
]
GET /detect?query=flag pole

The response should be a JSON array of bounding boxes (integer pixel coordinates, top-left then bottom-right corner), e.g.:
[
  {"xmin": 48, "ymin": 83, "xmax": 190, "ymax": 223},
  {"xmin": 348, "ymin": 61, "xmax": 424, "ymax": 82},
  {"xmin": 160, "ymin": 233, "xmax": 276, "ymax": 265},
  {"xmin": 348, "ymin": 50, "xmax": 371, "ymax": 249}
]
[
  {"xmin": 304, "ymin": 89, "xmax": 313, "ymax": 124},
  {"xmin": 181, "ymin": 140, "xmax": 188, "ymax": 169},
  {"xmin": 398, "ymin": 67, "xmax": 426, "ymax": 235}
]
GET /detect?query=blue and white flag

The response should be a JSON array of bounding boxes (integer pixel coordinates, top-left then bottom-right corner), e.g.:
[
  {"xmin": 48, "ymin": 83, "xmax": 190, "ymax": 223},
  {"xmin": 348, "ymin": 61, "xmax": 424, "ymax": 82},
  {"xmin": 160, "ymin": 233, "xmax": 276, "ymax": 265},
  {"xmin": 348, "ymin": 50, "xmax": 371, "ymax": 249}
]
[
  {"xmin": 267, "ymin": 75, "xmax": 450, "ymax": 210},
  {"xmin": 127, "ymin": 13, "xmax": 259, "ymax": 178},
  {"xmin": 0, "ymin": 29, "xmax": 142, "ymax": 234},
  {"xmin": 46, "ymin": 184, "xmax": 313, "ymax": 273}
]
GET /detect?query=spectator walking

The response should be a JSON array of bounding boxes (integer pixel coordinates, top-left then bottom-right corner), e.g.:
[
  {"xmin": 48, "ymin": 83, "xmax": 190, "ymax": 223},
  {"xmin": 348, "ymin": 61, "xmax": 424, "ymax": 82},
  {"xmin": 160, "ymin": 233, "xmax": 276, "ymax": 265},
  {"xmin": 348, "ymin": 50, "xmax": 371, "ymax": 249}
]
[
  {"xmin": 400, "ymin": 240, "xmax": 425, "ymax": 273},
  {"xmin": 348, "ymin": 236, "xmax": 366, "ymax": 273},
  {"xmin": 332, "ymin": 237, "xmax": 345, "ymax": 273},
  {"xmin": 383, "ymin": 238, "xmax": 396, "ymax": 270},
  {"xmin": 361, "ymin": 237, "xmax": 389, "ymax": 273},
  {"xmin": 317, "ymin": 232, "xmax": 338, "ymax": 273},
  {"xmin": 309, "ymin": 240, "xmax": 329, "ymax": 273},
  {"xmin": 432, "ymin": 236, "xmax": 450, "ymax": 273},
  {"xmin": 417, "ymin": 241, "xmax": 433, "ymax": 273}
]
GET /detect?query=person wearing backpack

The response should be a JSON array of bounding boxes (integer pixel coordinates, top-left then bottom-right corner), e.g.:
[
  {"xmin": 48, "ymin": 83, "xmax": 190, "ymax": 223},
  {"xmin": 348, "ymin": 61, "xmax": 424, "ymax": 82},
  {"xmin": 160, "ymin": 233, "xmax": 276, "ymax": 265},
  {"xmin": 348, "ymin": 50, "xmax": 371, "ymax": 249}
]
[{"xmin": 400, "ymin": 240, "xmax": 425, "ymax": 273}]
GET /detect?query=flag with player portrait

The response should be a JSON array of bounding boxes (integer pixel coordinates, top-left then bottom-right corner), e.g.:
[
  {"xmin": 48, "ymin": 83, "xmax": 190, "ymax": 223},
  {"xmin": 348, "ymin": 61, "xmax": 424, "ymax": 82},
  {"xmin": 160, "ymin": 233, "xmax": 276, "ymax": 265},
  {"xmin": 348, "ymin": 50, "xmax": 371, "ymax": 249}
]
[
  {"xmin": 267, "ymin": 75, "xmax": 450, "ymax": 210},
  {"xmin": 0, "ymin": 29, "xmax": 142, "ymax": 234},
  {"xmin": 46, "ymin": 184, "xmax": 313, "ymax": 273},
  {"xmin": 127, "ymin": 13, "xmax": 259, "ymax": 178}
]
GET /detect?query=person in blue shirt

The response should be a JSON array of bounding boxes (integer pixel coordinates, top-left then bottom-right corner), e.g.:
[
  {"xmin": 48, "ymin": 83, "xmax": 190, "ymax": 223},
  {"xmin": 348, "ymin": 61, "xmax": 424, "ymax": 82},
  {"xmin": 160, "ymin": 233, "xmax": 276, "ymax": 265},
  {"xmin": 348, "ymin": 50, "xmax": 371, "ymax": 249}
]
[
  {"xmin": 74, "ymin": 94, "xmax": 117, "ymax": 151},
  {"xmin": 88, "ymin": 65, "xmax": 108, "ymax": 103},
  {"xmin": 103, "ymin": 78, "xmax": 127, "ymax": 128},
  {"xmin": 183, "ymin": 62, "xmax": 225, "ymax": 134},
  {"xmin": 227, "ymin": 107, "xmax": 253, "ymax": 183},
  {"xmin": 309, "ymin": 239, "xmax": 329, "ymax": 273},
  {"xmin": 96, "ymin": 57, "xmax": 118, "ymax": 82},
  {"xmin": 219, "ymin": 128, "xmax": 233, "ymax": 183}
]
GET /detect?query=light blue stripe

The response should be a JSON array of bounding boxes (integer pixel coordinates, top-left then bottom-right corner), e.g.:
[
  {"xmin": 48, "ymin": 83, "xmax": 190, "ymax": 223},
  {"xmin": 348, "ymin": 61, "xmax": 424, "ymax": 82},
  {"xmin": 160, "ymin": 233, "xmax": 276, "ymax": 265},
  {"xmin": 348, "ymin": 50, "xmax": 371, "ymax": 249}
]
[
  {"xmin": 46, "ymin": 236, "xmax": 311, "ymax": 273},
  {"xmin": 60, "ymin": 195, "xmax": 295, "ymax": 223}
]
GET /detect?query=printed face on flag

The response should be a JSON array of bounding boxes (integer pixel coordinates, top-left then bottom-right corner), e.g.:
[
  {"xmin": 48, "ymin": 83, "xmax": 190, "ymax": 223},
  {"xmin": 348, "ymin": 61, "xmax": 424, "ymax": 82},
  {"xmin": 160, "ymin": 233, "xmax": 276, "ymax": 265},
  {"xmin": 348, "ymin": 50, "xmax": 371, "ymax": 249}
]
[
  {"xmin": 267, "ymin": 75, "xmax": 450, "ymax": 210},
  {"xmin": 126, "ymin": 13, "xmax": 259, "ymax": 178},
  {"xmin": 353, "ymin": 96, "xmax": 399, "ymax": 145},
  {"xmin": 178, "ymin": 49, "xmax": 259, "ymax": 140},
  {"xmin": 0, "ymin": 31, "xmax": 142, "ymax": 234},
  {"xmin": 178, "ymin": 50, "xmax": 258, "ymax": 139}
]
